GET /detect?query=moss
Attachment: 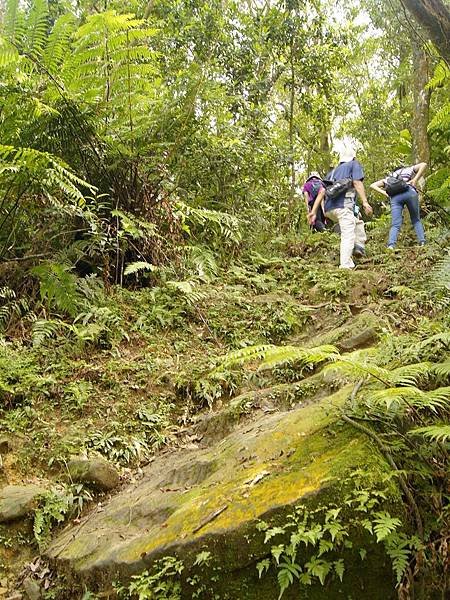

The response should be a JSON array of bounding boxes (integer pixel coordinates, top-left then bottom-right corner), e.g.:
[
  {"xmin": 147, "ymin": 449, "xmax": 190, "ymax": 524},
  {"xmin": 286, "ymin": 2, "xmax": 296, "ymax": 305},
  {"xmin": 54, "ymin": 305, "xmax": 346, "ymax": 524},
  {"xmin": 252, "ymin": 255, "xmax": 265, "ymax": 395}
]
[{"xmin": 47, "ymin": 384, "xmax": 402, "ymax": 599}]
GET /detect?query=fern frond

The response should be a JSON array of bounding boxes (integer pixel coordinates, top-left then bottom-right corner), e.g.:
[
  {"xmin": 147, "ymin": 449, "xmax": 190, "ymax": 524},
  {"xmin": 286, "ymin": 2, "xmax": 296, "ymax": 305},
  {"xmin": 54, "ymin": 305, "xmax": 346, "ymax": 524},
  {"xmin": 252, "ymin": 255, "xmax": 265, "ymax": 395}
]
[
  {"xmin": 32, "ymin": 262, "xmax": 85, "ymax": 317},
  {"xmin": 24, "ymin": 0, "xmax": 49, "ymax": 60},
  {"xmin": 175, "ymin": 201, "xmax": 241, "ymax": 244},
  {"xmin": 428, "ymin": 102, "xmax": 450, "ymax": 133},
  {"xmin": 214, "ymin": 344, "xmax": 338, "ymax": 372},
  {"xmin": 184, "ymin": 245, "xmax": 218, "ymax": 280},
  {"xmin": 432, "ymin": 360, "xmax": 450, "ymax": 380},
  {"xmin": 425, "ymin": 252, "xmax": 450, "ymax": 304},
  {"xmin": 3, "ymin": 0, "xmax": 26, "ymax": 47},
  {"xmin": 123, "ymin": 261, "xmax": 156, "ymax": 276},
  {"xmin": 112, "ymin": 209, "xmax": 158, "ymax": 239},
  {"xmin": 0, "ymin": 144, "xmax": 95, "ymax": 205},
  {"xmin": 366, "ymin": 386, "xmax": 450, "ymax": 413},
  {"xmin": 166, "ymin": 280, "xmax": 208, "ymax": 304},
  {"xmin": 31, "ymin": 318, "xmax": 64, "ymax": 347},
  {"xmin": 327, "ymin": 355, "xmax": 390, "ymax": 385},
  {"xmin": 416, "ymin": 332, "xmax": 450, "ymax": 353},
  {"xmin": 408, "ymin": 424, "xmax": 450, "ymax": 443},
  {"xmin": 42, "ymin": 12, "xmax": 76, "ymax": 73},
  {"xmin": 426, "ymin": 61, "xmax": 449, "ymax": 90},
  {"xmin": 388, "ymin": 362, "xmax": 434, "ymax": 387},
  {"xmin": 64, "ymin": 9, "xmax": 158, "ymax": 131},
  {"xmin": 0, "ymin": 35, "xmax": 19, "ymax": 67}
]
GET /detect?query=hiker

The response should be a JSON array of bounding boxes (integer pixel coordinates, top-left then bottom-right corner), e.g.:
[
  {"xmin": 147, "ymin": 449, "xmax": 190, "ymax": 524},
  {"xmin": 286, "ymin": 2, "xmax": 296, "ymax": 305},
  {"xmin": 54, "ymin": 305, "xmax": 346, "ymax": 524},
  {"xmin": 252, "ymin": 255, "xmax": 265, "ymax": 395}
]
[
  {"xmin": 302, "ymin": 172, "xmax": 326, "ymax": 232},
  {"xmin": 308, "ymin": 147, "xmax": 373, "ymax": 269},
  {"xmin": 370, "ymin": 162, "xmax": 427, "ymax": 249}
]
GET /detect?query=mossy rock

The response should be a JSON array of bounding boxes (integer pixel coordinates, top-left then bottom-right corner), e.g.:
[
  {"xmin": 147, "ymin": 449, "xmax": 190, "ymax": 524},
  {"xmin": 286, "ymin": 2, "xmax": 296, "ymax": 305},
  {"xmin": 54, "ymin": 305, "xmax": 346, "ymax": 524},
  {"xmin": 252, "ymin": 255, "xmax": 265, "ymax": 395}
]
[{"xmin": 46, "ymin": 387, "xmax": 400, "ymax": 598}]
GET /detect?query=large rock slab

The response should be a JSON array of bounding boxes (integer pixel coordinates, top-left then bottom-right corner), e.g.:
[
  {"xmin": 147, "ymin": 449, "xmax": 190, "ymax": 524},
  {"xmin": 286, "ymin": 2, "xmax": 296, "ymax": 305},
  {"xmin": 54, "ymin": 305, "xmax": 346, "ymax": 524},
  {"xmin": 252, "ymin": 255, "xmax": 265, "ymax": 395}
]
[
  {"xmin": 67, "ymin": 457, "xmax": 120, "ymax": 491},
  {"xmin": 0, "ymin": 485, "xmax": 46, "ymax": 523},
  {"xmin": 47, "ymin": 387, "xmax": 398, "ymax": 599}
]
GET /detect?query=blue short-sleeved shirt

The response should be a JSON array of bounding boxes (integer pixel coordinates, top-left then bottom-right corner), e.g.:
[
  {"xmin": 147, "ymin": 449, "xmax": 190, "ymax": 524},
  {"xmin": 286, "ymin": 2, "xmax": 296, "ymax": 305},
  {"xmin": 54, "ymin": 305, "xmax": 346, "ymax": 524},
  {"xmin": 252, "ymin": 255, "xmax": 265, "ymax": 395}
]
[{"xmin": 324, "ymin": 159, "xmax": 364, "ymax": 212}]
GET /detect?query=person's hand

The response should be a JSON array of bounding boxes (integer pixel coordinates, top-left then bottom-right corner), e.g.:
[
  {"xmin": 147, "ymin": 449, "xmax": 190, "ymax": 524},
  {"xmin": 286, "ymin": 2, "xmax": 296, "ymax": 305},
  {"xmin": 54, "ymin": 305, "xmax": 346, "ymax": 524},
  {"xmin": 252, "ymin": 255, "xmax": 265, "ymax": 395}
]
[
  {"xmin": 307, "ymin": 212, "xmax": 316, "ymax": 225},
  {"xmin": 363, "ymin": 202, "xmax": 373, "ymax": 216},
  {"xmin": 410, "ymin": 177, "xmax": 419, "ymax": 188}
]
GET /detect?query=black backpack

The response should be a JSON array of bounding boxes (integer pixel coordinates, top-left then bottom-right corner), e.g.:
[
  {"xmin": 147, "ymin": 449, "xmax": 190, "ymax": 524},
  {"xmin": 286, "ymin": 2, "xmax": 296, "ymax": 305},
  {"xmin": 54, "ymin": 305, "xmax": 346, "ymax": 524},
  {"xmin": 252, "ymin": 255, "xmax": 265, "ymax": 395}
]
[
  {"xmin": 323, "ymin": 168, "xmax": 353, "ymax": 200},
  {"xmin": 385, "ymin": 175, "xmax": 409, "ymax": 197},
  {"xmin": 307, "ymin": 179, "xmax": 324, "ymax": 205}
]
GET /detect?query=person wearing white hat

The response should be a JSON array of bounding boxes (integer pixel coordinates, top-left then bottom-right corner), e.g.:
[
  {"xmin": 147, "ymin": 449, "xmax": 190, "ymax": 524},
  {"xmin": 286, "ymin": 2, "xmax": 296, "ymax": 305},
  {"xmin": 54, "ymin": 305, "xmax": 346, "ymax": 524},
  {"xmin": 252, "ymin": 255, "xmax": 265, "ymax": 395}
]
[{"xmin": 308, "ymin": 147, "xmax": 373, "ymax": 269}]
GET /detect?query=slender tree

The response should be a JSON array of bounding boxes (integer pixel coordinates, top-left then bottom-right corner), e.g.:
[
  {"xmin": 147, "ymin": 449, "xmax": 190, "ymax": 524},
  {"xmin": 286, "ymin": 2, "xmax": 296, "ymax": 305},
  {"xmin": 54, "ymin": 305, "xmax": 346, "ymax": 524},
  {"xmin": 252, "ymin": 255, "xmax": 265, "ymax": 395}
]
[
  {"xmin": 411, "ymin": 37, "xmax": 431, "ymax": 163},
  {"xmin": 401, "ymin": 0, "xmax": 450, "ymax": 60}
]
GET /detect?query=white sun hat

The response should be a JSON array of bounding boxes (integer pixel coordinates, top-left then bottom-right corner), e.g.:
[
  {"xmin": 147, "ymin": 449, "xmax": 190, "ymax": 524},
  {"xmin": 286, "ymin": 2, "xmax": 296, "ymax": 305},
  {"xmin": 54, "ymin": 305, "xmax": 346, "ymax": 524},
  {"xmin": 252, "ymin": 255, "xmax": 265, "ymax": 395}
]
[{"xmin": 339, "ymin": 146, "xmax": 356, "ymax": 163}]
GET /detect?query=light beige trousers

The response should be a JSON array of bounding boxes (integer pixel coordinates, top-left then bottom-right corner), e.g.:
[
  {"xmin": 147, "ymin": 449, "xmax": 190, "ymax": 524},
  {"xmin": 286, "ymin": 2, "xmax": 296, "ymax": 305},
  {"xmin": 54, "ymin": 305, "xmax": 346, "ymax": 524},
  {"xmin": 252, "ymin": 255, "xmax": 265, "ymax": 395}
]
[{"xmin": 326, "ymin": 207, "xmax": 367, "ymax": 269}]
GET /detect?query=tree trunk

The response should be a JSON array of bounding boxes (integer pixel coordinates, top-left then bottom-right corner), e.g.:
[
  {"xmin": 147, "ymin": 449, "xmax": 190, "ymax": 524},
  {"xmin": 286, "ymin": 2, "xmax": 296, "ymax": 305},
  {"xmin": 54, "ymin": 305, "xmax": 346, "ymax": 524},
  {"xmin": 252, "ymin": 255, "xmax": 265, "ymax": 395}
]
[
  {"xmin": 285, "ymin": 35, "xmax": 296, "ymax": 230},
  {"xmin": 401, "ymin": 0, "xmax": 450, "ymax": 60},
  {"xmin": 319, "ymin": 128, "xmax": 332, "ymax": 175},
  {"xmin": 143, "ymin": 1, "xmax": 154, "ymax": 19},
  {"xmin": 411, "ymin": 38, "xmax": 431, "ymax": 164}
]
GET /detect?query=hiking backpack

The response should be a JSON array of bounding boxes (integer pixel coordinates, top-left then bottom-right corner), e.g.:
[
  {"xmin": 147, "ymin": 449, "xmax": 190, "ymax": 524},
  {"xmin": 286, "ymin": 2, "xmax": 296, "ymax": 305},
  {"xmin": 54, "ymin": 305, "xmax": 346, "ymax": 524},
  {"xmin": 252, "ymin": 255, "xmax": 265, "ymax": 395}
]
[
  {"xmin": 308, "ymin": 180, "xmax": 324, "ymax": 204},
  {"xmin": 384, "ymin": 175, "xmax": 410, "ymax": 197},
  {"xmin": 323, "ymin": 167, "xmax": 353, "ymax": 200}
]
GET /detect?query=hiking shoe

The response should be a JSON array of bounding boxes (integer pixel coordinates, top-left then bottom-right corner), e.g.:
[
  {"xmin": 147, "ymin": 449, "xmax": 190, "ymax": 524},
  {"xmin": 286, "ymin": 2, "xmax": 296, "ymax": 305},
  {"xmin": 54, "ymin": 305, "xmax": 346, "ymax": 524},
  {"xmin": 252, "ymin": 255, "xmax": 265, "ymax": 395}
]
[
  {"xmin": 387, "ymin": 245, "xmax": 396, "ymax": 251},
  {"xmin": 419, "ymin": 241, "xmax": 426, "ymax": 247},
  {"xmin": 353, "ymin": 245, "xmax": 365, "ymax": 258}
]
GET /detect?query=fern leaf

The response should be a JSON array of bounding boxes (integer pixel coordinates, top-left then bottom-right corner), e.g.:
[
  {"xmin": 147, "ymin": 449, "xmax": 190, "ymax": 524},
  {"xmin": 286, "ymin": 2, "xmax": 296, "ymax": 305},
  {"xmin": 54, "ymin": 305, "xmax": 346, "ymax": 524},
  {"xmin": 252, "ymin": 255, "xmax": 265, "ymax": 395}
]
[
  {"xmin": 25, "ymin": 0, "xmax": 49, "ymax": 60},
  {"xmin": 214, "ymin": 344, "xmax": 338, "ymax": 372},
  {"xmin": 366, "ymin": 386, "xmax": 450, "ymax": 413},
  {"xmin": 3, "ymin": 0, "xmax": 26, "ymax": 47},
  {"xmin": 426, "ymin": 61, "xmax": 449, "ymax": 90},
  {"xmin": 408, "ymin": 424, "xmax": 450, "ymax": 443},
  {"xmin": 175, "ymin": 201, "xmax": 241, "ymax": 244},
  {"xmin": 31, "ymin": 318, "xmax": 63, "ymax": 347},
  {"xmin": 432, "ymin": 360, "xmax": 450, "ymax": 380},
  {"xmin": 389, "ymin": 362, "xmax": 434, "ymax": 386},
  {"xmin": 0, "ymin": 35, "xmax": 19, "ymax": 67},
  {"xmin": 32, "ymin": 262, "xmax": 84, "ymax": 317},
  {"xmin": 123, "ymin": 261, "xmax": 156, "ymax": 276},
  {"xmin": 42, "ymin": 12, "xmax": 76, "ymax": 73}
]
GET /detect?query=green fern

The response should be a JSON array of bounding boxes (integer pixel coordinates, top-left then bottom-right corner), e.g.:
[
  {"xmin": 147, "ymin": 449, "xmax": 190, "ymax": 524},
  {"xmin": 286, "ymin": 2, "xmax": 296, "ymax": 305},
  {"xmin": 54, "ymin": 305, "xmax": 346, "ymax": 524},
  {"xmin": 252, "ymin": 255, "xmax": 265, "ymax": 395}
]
[
  {"xmin": 31, "ymin": 318, "xmax": 64, "ymax": 347},
  {"xmin": 416, "ymin": 332, "xmax": 450, "ymax": 353},
  {"xmin": 326, "ymin": 352, "xmax": 391, "ymax": 385},
  {"xmin": 0, "ymin": 144, "xmax": 94, "ymax": 205},
  {"xmin": 63, "ymin": 11, "xmax": 158, "ymax": 142},
  {"xmin": 0, "ymin": 35, "xmax": 19, "ymax": 67},
  {"xmin": 184, "ymin": 245, "xmax": 218, "ymax": 280},
  {"xmin": 432, "ymin": 359, "xmax": 450, "ymax": 380},
  {"xmin": 388, "ymin": 362, "xmax": 434, "ymax": 386},
  {"xmin": 0, "ymin": 287, "xmax": 30, "ymax": 331},
  {"xmin": 123, "ymin": 261, "xmax": 157, "ymax": 276},
  {"xmin": 408, "ymin": 424, "xmax": 450, "ymax": 443},
  {"xmin": 42, "ymin": 12, "xmax": 76, "ymax": 74},
  {"xmin": 425, "ymin": 252, "xmax": 450, "ymax": 306},
  {"xmin": 366, "ymin": 386, "xmax": 450, "ymax": 413},
  {"xmin": 213, "ymin": 343, "xmax": 339, "ymax": 373},
  {"xmin": 32, "ymin": 262, "xmax": 84, "ymax": 317},
  {"xmin": 3, "ymin": 0, "xmax": 26, "ymax": 47},
  {"xmin": 24, "ymin": 0, "xmax": 49, "ymax": 60},
  {"xmin": 426, "ymin": 61, "xmax": 449, "ymax": 91},
  {"xmin": 165, "ymin": 280, "xmax": 209, "ymax": 305},
  {"xmin": 175, "ymin": 201, "xmax": 241, "ymax": 245}
]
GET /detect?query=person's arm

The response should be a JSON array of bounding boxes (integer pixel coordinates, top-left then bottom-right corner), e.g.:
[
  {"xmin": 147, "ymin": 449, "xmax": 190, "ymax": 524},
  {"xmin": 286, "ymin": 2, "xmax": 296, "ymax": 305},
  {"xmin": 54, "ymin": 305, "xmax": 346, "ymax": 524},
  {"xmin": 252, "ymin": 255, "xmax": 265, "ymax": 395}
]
[
  {"xmin": 353, "ymin": 180, "xmax": 373, "ymax": 216},
  {"xmin": 308, "ymin": 187, "xmax": 325, "ymax": 224},
  {"xmin": 303, "ymin": 191, "xmax": 310, "ymax": 212},
  {"xmin": 410, "ymin": 162, "xmax": 427, "ymax": 187},
  {"xmin": 370, "ymin": 179, "xmax": 389, "ymax": 199}
]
